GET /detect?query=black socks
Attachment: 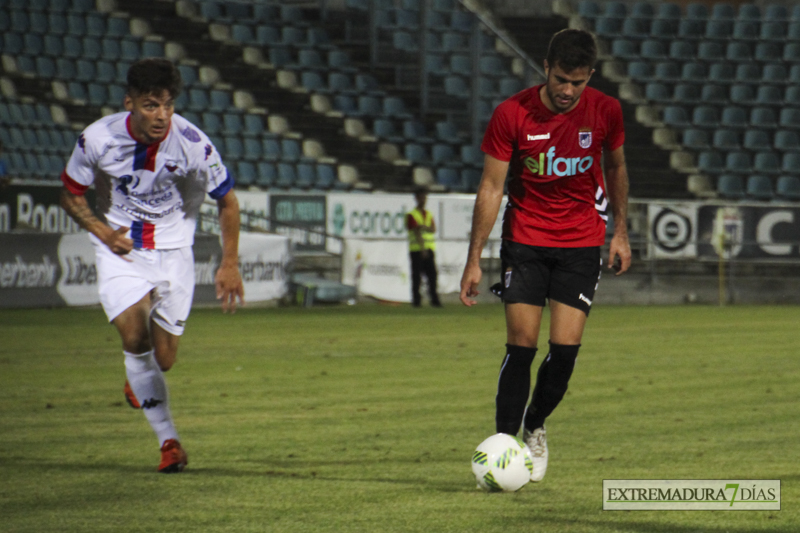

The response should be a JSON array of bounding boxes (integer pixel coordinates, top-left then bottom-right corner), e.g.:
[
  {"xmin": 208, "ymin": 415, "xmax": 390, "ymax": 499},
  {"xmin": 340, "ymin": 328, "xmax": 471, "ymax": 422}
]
[
  {"xmin": 495, "ymin": 344, "xmax": 536, "ymax": 435},
  {"xmin": 524, "ymin": 342, "xmax": 580, "ymax": 431}
]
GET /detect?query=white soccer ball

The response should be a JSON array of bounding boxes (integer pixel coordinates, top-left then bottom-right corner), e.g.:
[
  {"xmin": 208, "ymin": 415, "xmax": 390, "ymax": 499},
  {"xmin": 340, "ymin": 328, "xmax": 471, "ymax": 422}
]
[{"xmin": 471, "ymin": 433, "xmax": 533, "ymax": 492}]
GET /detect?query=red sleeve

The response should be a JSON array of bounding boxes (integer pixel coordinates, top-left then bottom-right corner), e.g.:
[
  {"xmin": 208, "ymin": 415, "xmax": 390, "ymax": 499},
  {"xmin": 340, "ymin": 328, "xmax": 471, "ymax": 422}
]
[
  {"xmin": 480, "ymin": 99, "xmax": 517, "ymax": 163},
  {"xmin": 406, "ymin": 213, "xmax": 418, "ymax": 230},
  {"xmin": 61, "ymin": 170, "xmax": 89, "ymax": 195},
  {"xmin": 603, "ymin": 98, "xmax": 625, "ymax": 152}
]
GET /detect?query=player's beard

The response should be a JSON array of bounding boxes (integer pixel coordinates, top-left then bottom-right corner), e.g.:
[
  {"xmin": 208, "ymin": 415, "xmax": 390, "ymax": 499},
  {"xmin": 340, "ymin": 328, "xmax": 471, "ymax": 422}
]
[{"xmin": 545, "ymin": 84, "xmax": 575, "ymax": 113}]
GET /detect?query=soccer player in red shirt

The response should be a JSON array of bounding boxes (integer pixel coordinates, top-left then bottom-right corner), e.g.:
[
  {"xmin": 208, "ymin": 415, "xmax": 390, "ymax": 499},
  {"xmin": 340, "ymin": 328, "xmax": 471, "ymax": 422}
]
[{"xmin": 459, "ymin": 29, "xmax": 631, "ymax": 482}]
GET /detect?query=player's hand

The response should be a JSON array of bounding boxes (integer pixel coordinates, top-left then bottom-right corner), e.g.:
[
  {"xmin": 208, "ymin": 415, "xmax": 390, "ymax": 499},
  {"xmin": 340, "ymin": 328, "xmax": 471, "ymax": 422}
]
[
  {"xmin": 105, "ymin": 226, "xmax": 133, "ymax": 256},
  {"xmin": 216, "ymin": 262, "xmax": 245, "ymax": 313},
  {"xmin": 459, "ymin": 262, "xmax": 482, "ymax": 307},
  {"xmin": 608, "ymin": 232, "xmax": 631, "ymax": 276}
]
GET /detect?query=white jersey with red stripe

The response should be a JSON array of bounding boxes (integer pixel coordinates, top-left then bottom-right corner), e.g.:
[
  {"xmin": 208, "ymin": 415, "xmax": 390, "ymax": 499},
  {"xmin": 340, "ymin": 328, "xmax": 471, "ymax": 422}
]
[{"xmin": 61, "ymin": 111, "xmax": 233, "ymax": 249}]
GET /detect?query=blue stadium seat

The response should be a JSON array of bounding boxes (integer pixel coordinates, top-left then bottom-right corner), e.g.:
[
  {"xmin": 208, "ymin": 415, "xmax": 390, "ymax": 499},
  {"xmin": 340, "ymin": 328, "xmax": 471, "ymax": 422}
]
[
  {"xmin": 296, "ymin": 163, "xmax": 316, "ymax": 188},
  {"xmin": 276, "ymin": 162, "xmax": 297, "ymax": 188},
  {"xmin": 256, "ymin": 25, "xmax": 280, "ymax": 46},
  {"xmin": 697, "ymin": 42, "xmax": 724, "ymax": 61},
  {"xmin": 742, "ymin": 130, "xmax": 770, "ymax": 151},
  {"xmin": 725, "ymin": 42, "xmax": 751, "ymax": 62},
  {"xmin": 776, "ymin": 176, "xmax": 800, "ymax": 200},
  {"xmin": 709, "ymin": 63, "xmax": 735, "ymax": 83},
  {"xmin": 224, "ymin": 137, "xmax": 244, "ymax": 161},
  {"xmin": 444, "ymin": 76, "xmax": 469, "ymax": 98},
  {"xmin": 280, "ymin": 139, "xmax": 302, "ymax": 162},
  {"xmin": 668, "ymin": 40, "xmax": 694, "ymax": 60},
  {"xmin": 717, "ymin": 174, "xmax": 745, "ymax": 199},
  {"xmin": 753, "ymin": 152, "xmax": 781, "ymax": 175},
  {"xmin": 663, "ymin": 105, "xmax": 690, "ymax": 127},
  {"xmin": 774, "ymin": 130, "xmax": 800, "ymax": 152},
  {"xmin": 725, "ymin": 151, "xmax": 752, "ymax": 174},
  {"xmin": 621, "ymin": 18, "xmax": 649, "ymax": 38},
  {"xmin": 692, "ymin": 106, "xmax": 719, "ymax": 127},
  {"xmin": 697, "ymin": 151, "xmax": 724, "ymax": 174},
  {"xmin": 776, "ymin": 109, "xmax": 799, "ymax": 131},
  {"xmin": 732, "ymin": 21, "xmax": 759, "ymax": 41},
  {"xmin": 720, "ymin": 106, "xmax": 748, "ymax": 129},
  {"xmin": 751, "ymin": 107, "xmax": 777, "ymax": 128},
  {"xmin": 256, "ymin": 162, "xmax": 276, "ymax": 187},
  {"xmin": 383, "ymin": 97, "xmax": 412, "ymax": 119},
  {"xmin": 678, "ymin": 19, "xmax": 704, "ymax": 39},
  {"xmin": 404, "ymin": 143, "xmax": 429, "ymax": 164},
  {"xmin": 431, "ymin": 143, "xmax": 457, "ymax": 166},
  {"xmin": 236, "ymin": 161, "xmax": 256, "ymax": 186},
  {"xmin": 682, "ymin": 128, "xmax": 709, "ymax": 149},
  {"xmin": 262, "ymin": 139, "xmax": 281, "ymax": 162},
  {"xmin": 729, "ymin": 84, "xmax": 754, "ymax": 105},
  {"xmin": 755, "ymin": 42, "xmax": 782, "ymax": 63},
  {"xmin": 315, "ymin": 164, "xmax": 337, "ymax": 189},
  {"xmin": 759, "ymin": 21, "xmax": 786, "ymax": 41},
  {"xmin": 436, "ymin": 167, "xmax": 461, "ymax": 189},
  {"xmin": 650, "ymin": 18, "xmax": 678, "ymax": 39},
  {"xmin": 712, "ymin": 129, "xmax": 740, "ymax": 150}
]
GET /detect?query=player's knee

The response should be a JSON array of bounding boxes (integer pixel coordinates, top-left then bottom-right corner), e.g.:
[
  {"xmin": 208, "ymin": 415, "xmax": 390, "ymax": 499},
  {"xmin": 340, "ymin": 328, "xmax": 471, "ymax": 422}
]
[{"xmin": 121, "ymin": 334, "xmax": 151, "ymax": 355}]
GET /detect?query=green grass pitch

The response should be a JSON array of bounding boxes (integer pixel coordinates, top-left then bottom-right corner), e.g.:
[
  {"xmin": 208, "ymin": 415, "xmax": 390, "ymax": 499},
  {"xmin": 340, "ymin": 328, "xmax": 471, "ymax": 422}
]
[{"xmin": 1, "ymin": 304, "xmax": 798, "ymax": 532}]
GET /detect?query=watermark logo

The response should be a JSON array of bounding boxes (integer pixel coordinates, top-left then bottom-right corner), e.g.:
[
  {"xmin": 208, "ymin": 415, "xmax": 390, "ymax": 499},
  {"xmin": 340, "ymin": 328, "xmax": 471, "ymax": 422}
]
[{"xmin": 603, "ymin": 480, "xmax": 780, "ymax": 511}]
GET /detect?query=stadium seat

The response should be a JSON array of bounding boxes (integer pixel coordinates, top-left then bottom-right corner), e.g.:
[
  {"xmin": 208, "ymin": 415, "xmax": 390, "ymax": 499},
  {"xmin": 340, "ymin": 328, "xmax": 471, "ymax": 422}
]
[
  {"xmin": 697, "ymin": 151, "xmax": 724, "ymax": 174},
  {"xmin": 782, "ymin": 152, "xmax": 800, "ymax": 174},
  {"xmin": 645, "ymin": 82, "xmax": 670, "ymax": 103},
  {"xmin": 677, "ymin": 19, "xmax": 704, "ymax": 39},
  {"xmin": 709, "ymin": 63, "xmax": 735, "ymax": 83},
  {"xmin": 315, "ymin": 164, "xmax": 337, "ymax": 189},
  {"xmin": 668, "ymin": 40, "xmax": 694, "ymax": 61},
  {"xmin": 774, "ymin": 130, "xmax": 800, "ymax": 152},
  {"xmin": 295, "ymin": 163, "xmax": 316, "ymax": 188},
  {"xmin": 746, "ymin": 175, "xmax": 773, "ymax": 200},
  {"xmin": 755, "ymin": 43, "xmax": 782, "ymax": 63},
  {"xmin": 680, "ymin": 62, "xmax": 706, "ymax": 82},
  {"xmin": 732, "ymin": 20, "xmax": 759, "ymax": 41},
  {"xmin": 653, "ymin": 61, "xmax": 680, "ymax": 81},
  {"xmin": 756, "ymin": 86, "xmax": 782, "ymax": 106},
  {"xmin": 759, "ymin": 21, "xmax": 786, "ymax": 41},
  {"xmin": 256, "ymin": 162, "xmax": 276, "ymax": 187},
  {"xmin": 711, "ymin": 3, "xmax": 735, "ymax": 20},
  {"xmin": 754, "ymin": 152, "xmax": 781, "ymax": 175},
  {"xmin": 734, "ymin": 63, "xmax": 760, "ymax": 84},
  {"xmin": 663, "ymin": 106, "xmax": 690, "ymax": 127},
  {"xmin": 403, "ymin": 120, "xmax": 434, "ymax": 143},
  {"xmin": 640, "ymin": 40, "xmax": 666, "ymax": 60},
  {"xmin": 621, "ymin": 18, "xmax": 649, "ymax": 38},
  {"xmin": 593, "ymin": 17, "xmax": 623, "ymax": 38},
  {"xmin": 743, "ymin": 130, "xmax": 770, "ymax": 151},
  {"xmin": 717, "ymin": 174, "xmax": 745, "ymax": 199},
  {"xmin": 431, "ymin": 143, "xmax": 457, "ymax": 166},
  {"xmin": 280, "ymin": 139, "xmax": 302, "ymax": 162},
  {"xmin": 627, "ymin": 61, "xmax": 652, "ymax": 81},
  {"xmin": 276, "ymin": 163, "xmax": 297, "ymax": 188},
  {"xmin": 720, "ymin": 106, "xmax": 748, "ymax": 129},
  {"xmin": 262, "ymin": 139, "xmax": 281, "ymax": 162},
  {"xmin": 726, "ymin": 42, "xmax": 752, "ymax": 62},
  {"xmin": 751, "ymin": 107, "xmax": 777, "ymax": 129},
  {"xmin": 763, "ymin": 64, "xmax": 787, "ymax": 84},
  {"xmin": 692, "ymin": 106, "xmax": 719, "ymax": 127},
  {"xmin": 729, "ymin": 84, "xmax": 754, "ymax": 105},
  {"xmin": 404, "ymin": 143, "xmax": 429, "ymax": 164},
  {"xmin": 764, "ymin": 5, "xmax": 788, "ymax": 21},
  {"xmin": 712, "ymin": 129, "xmax": 740, "ymax": 150},
  {"xmin": 236, "ymin": 161, "xmax": 256, "ymax": 186},
  {"xmin": 776, "ymin": 176, "xmax": 800, "ymax": 200},
  {"xmin": 698, "ymin": 42, "xmax": 724, "ymax": 61},
  {"xmin": 682, "ymin": 128, "xmax": 709, "ymax": 149}
]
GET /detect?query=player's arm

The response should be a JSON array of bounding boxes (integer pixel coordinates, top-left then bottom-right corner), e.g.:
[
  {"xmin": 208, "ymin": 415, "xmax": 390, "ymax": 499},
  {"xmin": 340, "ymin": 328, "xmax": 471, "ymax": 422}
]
[
  {"xmin": 215, "ymin": 188, "xmax": 244, "ymax": 313},
  {"xmin": 603, "ymin": 145, "xmax": 631, "ymax": 275},
  {"xmin": 460, "ymin": 154, "xmax": 508, "ymax": 306},
  {"xmin": 60, "ymin": 187, "xmax": 133, "ymax": 255}
]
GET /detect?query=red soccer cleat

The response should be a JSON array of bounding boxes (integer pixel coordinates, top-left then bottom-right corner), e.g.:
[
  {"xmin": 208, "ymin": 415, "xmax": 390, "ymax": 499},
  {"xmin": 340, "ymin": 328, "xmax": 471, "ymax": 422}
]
[
  {"xmin": 123, "ymin": 380, "xmax": 140, "ymax": 409},
  {"xmin": 158, "ymin": 439, "xmax": 188, "ymax": 473}
]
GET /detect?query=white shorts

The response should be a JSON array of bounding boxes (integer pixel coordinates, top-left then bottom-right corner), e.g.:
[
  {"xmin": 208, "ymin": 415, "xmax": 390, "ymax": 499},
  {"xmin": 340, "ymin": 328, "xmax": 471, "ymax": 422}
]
[{"xmin": 93, "ymin": 238, "xmax": 195, "ymax": 336}]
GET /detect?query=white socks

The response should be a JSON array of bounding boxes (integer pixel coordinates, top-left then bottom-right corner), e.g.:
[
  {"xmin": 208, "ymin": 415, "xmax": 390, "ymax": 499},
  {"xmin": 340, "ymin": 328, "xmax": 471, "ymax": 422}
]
[{"xmin": 124, "ymin": 350, "xmax": 179, "ymax": 446}]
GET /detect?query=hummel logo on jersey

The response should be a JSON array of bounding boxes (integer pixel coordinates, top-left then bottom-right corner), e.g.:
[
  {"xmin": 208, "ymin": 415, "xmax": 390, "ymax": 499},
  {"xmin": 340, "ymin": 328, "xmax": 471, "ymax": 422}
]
[
  {"xmin": 166, "ymin": 164, "xmax": 178, "ymax": 172},
  {"xmin": 578, "ymin": 293, "xmax": 593, "ymax": 306},
  {"xmin": 204, "ymin": 144, "xmax": 213, "ymax": 160},
  {"xmin": 527, "ymin": 133, "xmax": 550, "ymax": 141},
  {"xmin": 524, "ymin": 146, "xmax": 594, "ymax": 177},
  {"xmin": 140, "ymin": 398, "xmax": 163, "ymax": 409}
]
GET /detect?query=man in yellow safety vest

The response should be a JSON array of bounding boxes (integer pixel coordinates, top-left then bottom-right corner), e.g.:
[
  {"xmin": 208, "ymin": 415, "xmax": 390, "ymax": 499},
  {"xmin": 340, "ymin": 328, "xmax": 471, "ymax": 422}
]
[{"xmin": 406, "ymin": 187, "xmax": 442, "ymax": 307}]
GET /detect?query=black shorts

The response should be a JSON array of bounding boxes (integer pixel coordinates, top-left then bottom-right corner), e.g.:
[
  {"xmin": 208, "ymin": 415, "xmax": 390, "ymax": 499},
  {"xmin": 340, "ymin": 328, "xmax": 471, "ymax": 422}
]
[{"xmin": 494, "ymin": 240, "xmax": 602, "ymax": 315}]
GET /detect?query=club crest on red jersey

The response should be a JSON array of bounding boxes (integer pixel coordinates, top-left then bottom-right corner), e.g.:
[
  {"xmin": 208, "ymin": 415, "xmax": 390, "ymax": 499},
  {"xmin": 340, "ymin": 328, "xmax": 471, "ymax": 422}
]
[{"xmin": 579, "ymin": 130, "xmax": 592, "ymax": 149}]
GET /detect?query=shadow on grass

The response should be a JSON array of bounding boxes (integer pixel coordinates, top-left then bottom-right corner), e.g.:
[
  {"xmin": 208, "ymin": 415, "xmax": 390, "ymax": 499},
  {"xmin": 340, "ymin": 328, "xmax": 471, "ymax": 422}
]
[{"xmin": 0, "ymin": 456, "xmax": 474, "ymax": 493}]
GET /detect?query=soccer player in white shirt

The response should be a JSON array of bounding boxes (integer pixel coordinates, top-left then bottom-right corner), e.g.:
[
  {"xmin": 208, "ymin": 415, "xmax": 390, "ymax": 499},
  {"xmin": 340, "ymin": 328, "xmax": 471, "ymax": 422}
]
[{"xmin": 60, "ymin": 58, "xmax": 244, "ymax": 473}]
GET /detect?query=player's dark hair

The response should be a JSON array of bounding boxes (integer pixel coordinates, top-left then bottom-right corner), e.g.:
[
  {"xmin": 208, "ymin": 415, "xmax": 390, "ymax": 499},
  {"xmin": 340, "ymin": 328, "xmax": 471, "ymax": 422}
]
[
  {"xmin": 545, "ymin": 29, "xmax": 597, "ymax": 72},
  {"xmin": 126, "ymin": 58, "xmax": 183, "ymax": 99}
]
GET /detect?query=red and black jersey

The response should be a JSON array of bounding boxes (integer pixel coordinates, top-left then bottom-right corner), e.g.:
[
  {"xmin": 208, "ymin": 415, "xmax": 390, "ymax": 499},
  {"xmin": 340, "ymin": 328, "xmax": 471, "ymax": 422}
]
[{"xmin": 481, "ymin": 85, "xmax": 625, "ymax": 248}]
